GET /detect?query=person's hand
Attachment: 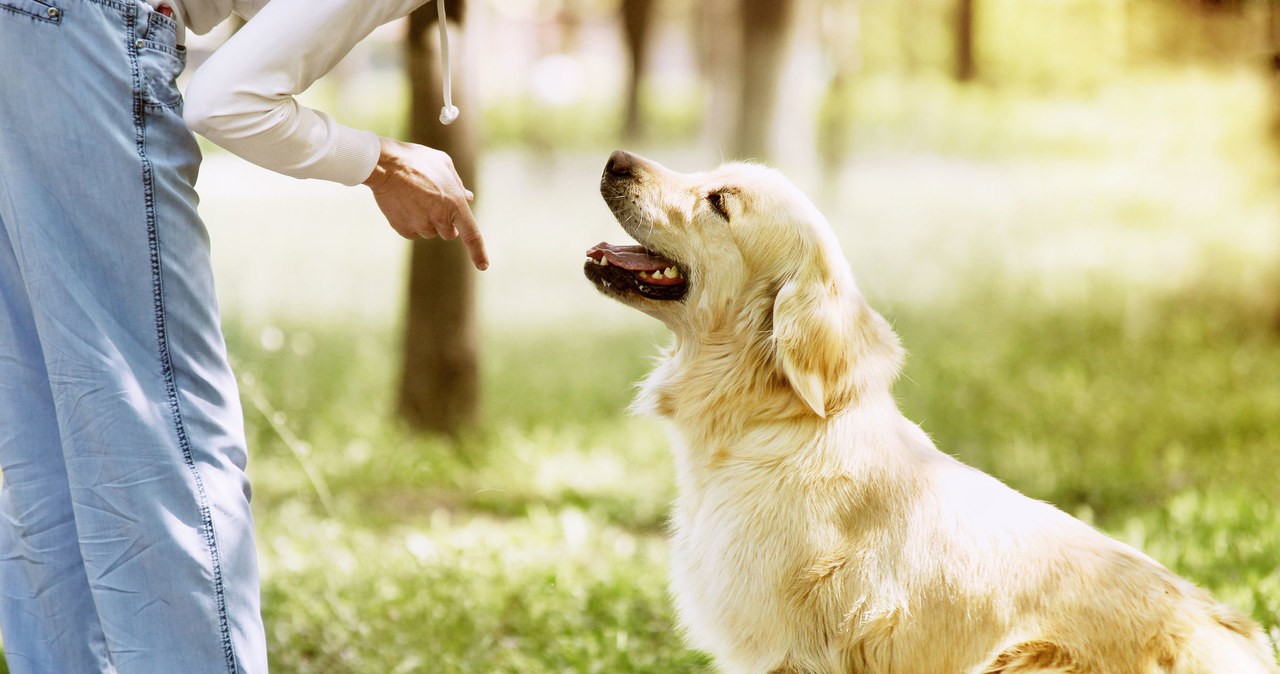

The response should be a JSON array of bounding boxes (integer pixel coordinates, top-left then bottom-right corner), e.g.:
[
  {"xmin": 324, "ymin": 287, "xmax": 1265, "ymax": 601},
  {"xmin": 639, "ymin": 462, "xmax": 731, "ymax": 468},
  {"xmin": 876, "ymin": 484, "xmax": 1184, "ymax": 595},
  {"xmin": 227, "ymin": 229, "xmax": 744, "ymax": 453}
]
[{"xmin": 363, "ymin": 137, "xmax": 489, "ymax": 270}]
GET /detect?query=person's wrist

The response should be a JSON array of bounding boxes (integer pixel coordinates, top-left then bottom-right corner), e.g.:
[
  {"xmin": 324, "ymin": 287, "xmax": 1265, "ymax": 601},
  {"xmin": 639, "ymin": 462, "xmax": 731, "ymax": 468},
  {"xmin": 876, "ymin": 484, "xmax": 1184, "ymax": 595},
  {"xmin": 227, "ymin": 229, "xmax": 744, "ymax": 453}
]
[{"xmin": 362, "ymin": 137, "xmax": 399, "ymax": 191}]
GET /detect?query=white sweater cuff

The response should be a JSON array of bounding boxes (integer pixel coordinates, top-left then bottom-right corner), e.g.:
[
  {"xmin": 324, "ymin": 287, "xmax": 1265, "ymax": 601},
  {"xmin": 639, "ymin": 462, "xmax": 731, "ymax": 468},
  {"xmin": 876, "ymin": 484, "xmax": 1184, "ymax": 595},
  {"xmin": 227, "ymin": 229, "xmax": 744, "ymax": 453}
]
[{"xmin": 328, "ymin": 127, "xmax": 382, "ymax": 187}]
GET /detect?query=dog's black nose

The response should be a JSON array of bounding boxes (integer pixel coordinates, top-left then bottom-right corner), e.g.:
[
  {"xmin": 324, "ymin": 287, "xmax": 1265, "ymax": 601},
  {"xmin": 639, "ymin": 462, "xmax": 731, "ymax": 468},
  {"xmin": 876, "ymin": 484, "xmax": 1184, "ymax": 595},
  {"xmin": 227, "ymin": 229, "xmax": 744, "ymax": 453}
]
[{"xmin": 605, "ymin": 150, "xmax": 637, "ymax": 178}]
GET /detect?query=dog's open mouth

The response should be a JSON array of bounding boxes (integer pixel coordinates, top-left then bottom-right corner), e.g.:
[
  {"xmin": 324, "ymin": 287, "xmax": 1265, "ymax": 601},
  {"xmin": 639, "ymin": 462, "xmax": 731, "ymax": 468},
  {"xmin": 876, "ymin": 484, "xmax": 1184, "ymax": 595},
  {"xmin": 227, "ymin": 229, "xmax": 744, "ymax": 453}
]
[{"xmin": 584, "ymin": 242, "xmax": 688, "ymax": 301}]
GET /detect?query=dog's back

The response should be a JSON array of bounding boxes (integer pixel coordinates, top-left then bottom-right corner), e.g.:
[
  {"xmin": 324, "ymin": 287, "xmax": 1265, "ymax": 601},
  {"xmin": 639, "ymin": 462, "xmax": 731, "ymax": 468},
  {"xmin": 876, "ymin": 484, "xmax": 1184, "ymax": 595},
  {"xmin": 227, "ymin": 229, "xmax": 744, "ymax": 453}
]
[{"xmin": 665, "ymin": 410, "xmax": 1278, "ymax": 673}]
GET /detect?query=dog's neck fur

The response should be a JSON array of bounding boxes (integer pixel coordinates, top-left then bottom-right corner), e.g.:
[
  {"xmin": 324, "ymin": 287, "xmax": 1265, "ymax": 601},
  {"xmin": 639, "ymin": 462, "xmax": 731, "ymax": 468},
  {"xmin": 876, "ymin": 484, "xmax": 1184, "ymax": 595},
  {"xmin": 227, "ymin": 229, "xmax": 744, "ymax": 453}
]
[{"xmin": 635, "ymin": 291, "xmax": 906, "ymax": 464}]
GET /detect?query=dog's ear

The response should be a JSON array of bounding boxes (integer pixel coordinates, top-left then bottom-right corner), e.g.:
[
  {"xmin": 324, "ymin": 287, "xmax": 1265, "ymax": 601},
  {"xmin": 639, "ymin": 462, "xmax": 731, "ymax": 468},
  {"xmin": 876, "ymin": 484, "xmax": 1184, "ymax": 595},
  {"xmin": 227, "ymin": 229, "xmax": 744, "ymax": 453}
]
[
  {"xmin": 772, "ymin": 274, "xmax": 852, "ymax": 418},
  {"xmin": 772, "ymin": 268, "xmax": 902, "ymax": 418}
]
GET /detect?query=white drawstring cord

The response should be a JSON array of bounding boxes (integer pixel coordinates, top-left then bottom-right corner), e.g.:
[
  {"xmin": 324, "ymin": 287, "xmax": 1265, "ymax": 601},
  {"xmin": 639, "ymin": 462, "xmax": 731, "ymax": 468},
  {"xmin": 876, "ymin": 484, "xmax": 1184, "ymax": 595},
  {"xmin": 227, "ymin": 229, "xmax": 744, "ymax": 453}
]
[{"xmin": 437, "ymin": 0, "xmax": 459, "ymax": 125}]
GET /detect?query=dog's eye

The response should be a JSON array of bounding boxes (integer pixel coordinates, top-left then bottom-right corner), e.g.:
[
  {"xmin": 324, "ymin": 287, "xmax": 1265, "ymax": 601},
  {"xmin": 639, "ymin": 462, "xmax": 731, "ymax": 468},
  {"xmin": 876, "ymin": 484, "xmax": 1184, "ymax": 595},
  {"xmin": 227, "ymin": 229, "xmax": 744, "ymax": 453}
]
[{"xmin": 706, "ymin": 191, "xmax": 730, "ymax": 220}]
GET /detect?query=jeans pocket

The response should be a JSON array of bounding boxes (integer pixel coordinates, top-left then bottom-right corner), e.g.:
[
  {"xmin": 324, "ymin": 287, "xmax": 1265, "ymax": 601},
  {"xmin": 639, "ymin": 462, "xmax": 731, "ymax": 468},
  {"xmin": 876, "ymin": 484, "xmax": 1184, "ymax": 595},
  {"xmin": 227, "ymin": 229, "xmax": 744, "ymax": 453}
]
[
  {"xmin": 139, "ymin": 42, "xmax": 185, "ymax": 109},
  {"xmin": 0, "ymin": 0, "xmax": 62, "ymax": 23}
]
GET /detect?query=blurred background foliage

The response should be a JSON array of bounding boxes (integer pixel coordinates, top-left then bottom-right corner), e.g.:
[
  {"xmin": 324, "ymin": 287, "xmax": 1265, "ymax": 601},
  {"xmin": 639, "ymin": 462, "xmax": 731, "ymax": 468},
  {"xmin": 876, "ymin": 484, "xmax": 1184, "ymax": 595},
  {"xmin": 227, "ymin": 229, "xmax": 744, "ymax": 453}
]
[{"xmin": 159, "ymin": 0, "xmax": 1280, "ymax": 670}]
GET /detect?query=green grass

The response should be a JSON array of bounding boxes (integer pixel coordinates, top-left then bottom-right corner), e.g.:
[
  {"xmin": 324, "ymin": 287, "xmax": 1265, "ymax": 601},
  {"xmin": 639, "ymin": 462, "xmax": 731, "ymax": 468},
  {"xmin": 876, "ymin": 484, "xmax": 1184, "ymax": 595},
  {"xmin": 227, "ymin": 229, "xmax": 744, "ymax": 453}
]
[{"xmin": 229, "ymin": 319, "xmax": 709, "ymax": 672}]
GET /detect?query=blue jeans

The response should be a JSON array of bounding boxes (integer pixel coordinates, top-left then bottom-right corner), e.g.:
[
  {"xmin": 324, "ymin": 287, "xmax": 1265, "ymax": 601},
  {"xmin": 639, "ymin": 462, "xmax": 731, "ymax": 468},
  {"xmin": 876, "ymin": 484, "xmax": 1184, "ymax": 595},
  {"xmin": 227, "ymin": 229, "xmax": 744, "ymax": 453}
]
[{"xmin": 0, "ymin": 1, "xmax": 267, "ymax": 672}]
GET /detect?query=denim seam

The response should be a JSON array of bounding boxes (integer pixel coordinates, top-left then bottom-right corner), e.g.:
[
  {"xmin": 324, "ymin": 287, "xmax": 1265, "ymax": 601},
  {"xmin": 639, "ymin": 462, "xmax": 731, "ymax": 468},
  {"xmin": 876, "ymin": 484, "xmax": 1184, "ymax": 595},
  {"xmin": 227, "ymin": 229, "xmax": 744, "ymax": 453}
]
[
  {"xmin": 138, "ymin": 38, "xmax": 180, "ymax": 58},
  {"xmin": 88, "ymin": 0, "xmax": 131, "ymax": 12},
  {"xmin": 146, "ymin": 4, "xmax": 177, "ymax": 32},
  {"xmin": 127, "ymin": 7, "xmax": 239, "ymax": 674},
  {"xmin": 0, "ymin": 3, "xmax": 61, "ymax": 23}
]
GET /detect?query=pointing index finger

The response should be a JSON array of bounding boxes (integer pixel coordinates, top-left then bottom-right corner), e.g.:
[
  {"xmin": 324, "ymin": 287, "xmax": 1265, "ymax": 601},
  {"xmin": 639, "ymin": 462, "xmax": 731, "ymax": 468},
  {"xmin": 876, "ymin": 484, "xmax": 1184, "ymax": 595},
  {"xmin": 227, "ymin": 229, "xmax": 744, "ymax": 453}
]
[{"xmin": 453, "ymin": 201, "xmax": 488, "ymax": 270}]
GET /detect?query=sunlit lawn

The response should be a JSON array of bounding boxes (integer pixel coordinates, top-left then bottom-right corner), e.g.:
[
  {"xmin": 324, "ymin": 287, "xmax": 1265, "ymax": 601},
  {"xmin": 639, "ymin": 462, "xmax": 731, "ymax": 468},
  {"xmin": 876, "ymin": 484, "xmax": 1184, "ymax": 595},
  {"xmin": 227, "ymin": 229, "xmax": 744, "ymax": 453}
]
[
  {"xmin": 185, "ymin": 70, "xmax": 1280, "ymax": 671},
  {"xmin": 227, "ymin": 294, "xmax": 1280, "ymax": 673}
]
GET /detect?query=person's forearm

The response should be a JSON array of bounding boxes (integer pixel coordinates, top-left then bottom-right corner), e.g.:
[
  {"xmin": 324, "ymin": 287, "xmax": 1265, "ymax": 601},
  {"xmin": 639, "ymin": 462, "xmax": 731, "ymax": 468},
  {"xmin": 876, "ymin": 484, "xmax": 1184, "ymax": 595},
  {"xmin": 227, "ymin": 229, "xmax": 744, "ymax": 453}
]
[
  {"xmin": 183, "ymin": 0, "xmax": 427, "ymax": 185},
  {"xmin": 184, "ymin": 93, "xmax": 381, "ymax": 186}
]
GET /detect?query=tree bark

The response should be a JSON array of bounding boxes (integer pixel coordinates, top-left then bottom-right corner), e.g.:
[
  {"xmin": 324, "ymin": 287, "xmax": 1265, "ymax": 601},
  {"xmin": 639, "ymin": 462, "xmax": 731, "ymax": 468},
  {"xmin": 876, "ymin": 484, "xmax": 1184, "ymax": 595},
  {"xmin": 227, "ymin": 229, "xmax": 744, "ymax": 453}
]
[
  {"xmin": 399, "ymin": 0, "xmax": 480, "ymax": 436},
  {"xmin": 955, "ymin": 0, "xmax": 977, "ymax": 82},
  {"xmin": 621, "ymin": 0, "xmax": 657, "ymax": 140},
  {"xmin": 696, "ymin": 0, "xmax": 741, "ymax": 153},
  {"xmin": 1269, "ymin": 0, "xmax": 1280, "ymax": 330},
  {"xmin": 733, "ymin": 0, "xmax": 797, "ymax": 162}
]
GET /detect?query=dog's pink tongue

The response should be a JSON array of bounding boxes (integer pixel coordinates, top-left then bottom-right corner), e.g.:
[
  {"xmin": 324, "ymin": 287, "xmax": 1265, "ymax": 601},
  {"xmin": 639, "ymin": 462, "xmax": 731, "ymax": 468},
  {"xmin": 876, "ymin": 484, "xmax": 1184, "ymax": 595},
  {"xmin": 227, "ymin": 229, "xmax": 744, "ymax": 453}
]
[{"xmin": 586, "ymin": 242, "xmax": 672, "ymax": 271}]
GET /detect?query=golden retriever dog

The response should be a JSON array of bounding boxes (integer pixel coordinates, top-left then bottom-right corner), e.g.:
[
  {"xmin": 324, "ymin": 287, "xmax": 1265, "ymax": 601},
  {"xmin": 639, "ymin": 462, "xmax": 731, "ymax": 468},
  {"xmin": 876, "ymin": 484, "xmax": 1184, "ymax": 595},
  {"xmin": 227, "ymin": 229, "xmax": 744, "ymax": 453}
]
[{"xmin": 583, "ymin": 150, "xmax": 1279, "ymax": 674}]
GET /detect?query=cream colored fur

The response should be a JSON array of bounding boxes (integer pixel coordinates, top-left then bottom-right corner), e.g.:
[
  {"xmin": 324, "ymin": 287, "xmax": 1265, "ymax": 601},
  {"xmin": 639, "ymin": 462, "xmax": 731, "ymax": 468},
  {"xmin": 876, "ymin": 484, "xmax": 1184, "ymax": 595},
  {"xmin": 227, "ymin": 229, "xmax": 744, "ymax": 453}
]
[{"xmin": 592, "ymin": 152, "xmax": 1280, "ymax": 674}]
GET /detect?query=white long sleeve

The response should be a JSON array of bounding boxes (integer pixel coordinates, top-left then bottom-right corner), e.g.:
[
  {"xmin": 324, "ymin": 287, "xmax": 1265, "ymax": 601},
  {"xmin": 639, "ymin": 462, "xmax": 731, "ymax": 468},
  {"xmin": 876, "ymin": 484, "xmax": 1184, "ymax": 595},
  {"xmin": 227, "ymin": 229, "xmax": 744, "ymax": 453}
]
[{"xmin": 182, "ymin": 0, "xmax": 430, "ymax": 186}]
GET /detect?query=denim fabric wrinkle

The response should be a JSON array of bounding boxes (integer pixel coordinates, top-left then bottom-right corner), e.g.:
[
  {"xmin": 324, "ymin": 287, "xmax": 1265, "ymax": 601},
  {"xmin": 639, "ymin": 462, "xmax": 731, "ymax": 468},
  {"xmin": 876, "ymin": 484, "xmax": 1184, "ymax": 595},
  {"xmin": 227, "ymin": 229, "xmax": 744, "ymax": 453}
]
[{"xmin": 0, "ymin": 1, "xmax": 267, "ymax": 672}]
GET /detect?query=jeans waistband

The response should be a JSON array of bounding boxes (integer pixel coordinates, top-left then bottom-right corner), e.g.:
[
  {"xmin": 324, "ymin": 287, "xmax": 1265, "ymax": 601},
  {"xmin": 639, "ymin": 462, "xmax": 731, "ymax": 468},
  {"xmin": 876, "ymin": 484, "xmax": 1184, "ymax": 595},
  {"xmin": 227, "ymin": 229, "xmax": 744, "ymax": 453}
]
[{"xmin": 16, "ymin": 0, "xmax": 179, "ymax": 44}]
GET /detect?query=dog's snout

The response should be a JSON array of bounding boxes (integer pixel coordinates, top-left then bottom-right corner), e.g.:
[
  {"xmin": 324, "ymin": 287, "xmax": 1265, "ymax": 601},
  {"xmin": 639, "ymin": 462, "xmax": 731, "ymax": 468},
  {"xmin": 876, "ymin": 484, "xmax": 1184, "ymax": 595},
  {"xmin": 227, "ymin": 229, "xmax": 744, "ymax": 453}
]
[{"xmin": 605, "ymin": 150, "xmax": 639, "ymax": 178}]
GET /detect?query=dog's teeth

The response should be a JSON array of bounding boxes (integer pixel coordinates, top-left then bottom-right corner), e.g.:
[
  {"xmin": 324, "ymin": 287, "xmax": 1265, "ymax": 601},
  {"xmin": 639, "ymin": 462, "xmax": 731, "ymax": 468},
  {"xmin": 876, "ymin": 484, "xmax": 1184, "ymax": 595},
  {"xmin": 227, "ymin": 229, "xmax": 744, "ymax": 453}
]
[
  {"xmin": 599, "ymin": 257, "xmax": 609, "ymax": 266},
  {"xmin": 664, "ymin": 267, "xmax": 678, "ymax": 279}
]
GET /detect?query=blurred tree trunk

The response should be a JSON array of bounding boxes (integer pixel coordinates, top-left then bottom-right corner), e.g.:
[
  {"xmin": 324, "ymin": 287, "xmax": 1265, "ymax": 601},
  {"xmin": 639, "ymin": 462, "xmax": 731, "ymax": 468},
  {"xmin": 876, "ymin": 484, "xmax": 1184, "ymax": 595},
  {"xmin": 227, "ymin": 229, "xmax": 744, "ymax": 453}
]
[
  {"xmin": 1270, "ymin": 0, "xmax": 1280, "ymax": 330},
  {"xmin": 734, "ymin": 0, "xmax": 797, "ymax": 161},
  {"xmin": 621, "ymin": 0, "xmax": 656, "ymax": 140},
  {"xmin": 817, "ymin": 0, "xmax": 861, "ymax": 187},
  {"xmin": 696, "ymin": 0, "xmax": 741, "ymax": 152},
  {"xmin": 1269, "ymin": 0, "xmax": 1280, "ymax": 119},
  {"xmin": 399, "ymin": 0, "xmax": 480, "ymax": 437},
  {"xmin": 955, "ymin": 0, "xmax": 977, "ymax": 82}
]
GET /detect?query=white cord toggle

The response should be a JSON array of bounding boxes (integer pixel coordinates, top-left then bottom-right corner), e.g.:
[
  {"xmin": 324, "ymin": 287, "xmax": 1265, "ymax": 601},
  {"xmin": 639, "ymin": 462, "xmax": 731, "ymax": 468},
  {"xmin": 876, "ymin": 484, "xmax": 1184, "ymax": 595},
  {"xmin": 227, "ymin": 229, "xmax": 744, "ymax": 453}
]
[{"xmin": 437, "ymin": 0, "xmax": 459, "ymax": 125}]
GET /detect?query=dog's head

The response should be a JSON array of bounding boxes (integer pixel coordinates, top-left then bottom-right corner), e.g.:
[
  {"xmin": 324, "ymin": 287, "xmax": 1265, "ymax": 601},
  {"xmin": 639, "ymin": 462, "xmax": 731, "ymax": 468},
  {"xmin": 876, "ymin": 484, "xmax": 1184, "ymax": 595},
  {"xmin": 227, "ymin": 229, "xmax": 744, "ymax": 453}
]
[{"xmin": 584, "ymin": 151, "xmax": 902, "ymax": 419}]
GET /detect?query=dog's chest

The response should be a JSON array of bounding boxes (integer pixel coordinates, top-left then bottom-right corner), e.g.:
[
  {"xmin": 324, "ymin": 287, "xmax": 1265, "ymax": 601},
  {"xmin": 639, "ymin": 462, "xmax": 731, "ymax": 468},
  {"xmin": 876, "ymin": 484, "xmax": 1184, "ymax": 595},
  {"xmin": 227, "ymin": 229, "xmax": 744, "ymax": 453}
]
[{"xmin": 666, "ymin": 458, "xmax": 835, "ymax": 665}]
